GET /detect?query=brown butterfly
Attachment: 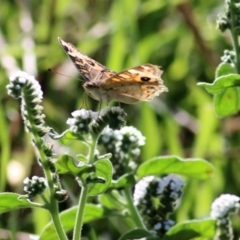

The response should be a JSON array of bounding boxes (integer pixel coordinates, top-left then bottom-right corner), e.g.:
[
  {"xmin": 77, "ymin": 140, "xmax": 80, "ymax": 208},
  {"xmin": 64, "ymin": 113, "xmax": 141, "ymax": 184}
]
[{"xmin": 58, "ymin": 37, "xmax": 168, "ymax": 104}]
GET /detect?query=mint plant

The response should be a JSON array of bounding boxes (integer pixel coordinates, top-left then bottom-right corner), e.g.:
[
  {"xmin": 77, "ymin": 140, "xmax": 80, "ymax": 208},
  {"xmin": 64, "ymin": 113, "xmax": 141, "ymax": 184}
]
[
  {"xmin": 199, "ymin": 0, "xmax": 240, "ymax": 117},
  {"xmin": 1, "ymin": 1, "xmax": 240, "ymax": 238},
  {"xmin": 1, "ymin": 69, "xmax": 237, "ymax": 240}
]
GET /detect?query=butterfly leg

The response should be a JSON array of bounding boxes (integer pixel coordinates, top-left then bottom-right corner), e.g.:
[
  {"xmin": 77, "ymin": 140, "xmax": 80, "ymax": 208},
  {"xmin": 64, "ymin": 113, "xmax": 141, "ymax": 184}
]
[
  {"xmin": 97, "ymin": 101, "xmax": 102, "ymax": 118},
  {"xmin": 115, "ymin": 95, "xmax": 121, "ymax": 107},
  {"xmin": 78, "ymin": 92, "xmax": 89, "ymax": 110}
]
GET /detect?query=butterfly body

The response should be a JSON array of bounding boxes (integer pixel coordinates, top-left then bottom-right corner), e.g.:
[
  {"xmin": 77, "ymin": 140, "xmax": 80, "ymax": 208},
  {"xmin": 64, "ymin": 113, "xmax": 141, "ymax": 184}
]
[
  {"xmin": 58, "ymin": 37, "xmax": 168, "ymax": 104},
  {"xmin": 83, "ymin": 81, "xmax": 140, "ymax": 104}
]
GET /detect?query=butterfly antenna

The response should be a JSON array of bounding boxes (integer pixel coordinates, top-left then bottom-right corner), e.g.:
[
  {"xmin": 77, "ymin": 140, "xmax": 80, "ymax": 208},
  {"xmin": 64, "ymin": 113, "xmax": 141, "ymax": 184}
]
[{"xmin": 48, "ymin": 68, "xmax": 83, "ymax": 82}]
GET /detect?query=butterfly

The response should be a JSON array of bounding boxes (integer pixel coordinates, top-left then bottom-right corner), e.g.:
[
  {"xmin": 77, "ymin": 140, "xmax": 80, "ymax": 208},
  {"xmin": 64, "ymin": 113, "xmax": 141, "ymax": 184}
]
[{"xmin": 58, "ymin": 37, "xmax": 168, "ymax": 104}]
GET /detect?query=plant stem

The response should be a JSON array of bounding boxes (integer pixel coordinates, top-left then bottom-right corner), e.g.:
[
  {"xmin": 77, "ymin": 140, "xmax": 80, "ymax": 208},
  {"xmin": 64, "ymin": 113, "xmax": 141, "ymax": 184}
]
[
  {"xmin": 23, "ymin": 87, "xmax": 68, "ymax": 240},
  {"xmin": 123, "ymin": 187, "xmax": 145, "ymax": 229},
  {"xmin": 230, "ymin": 1, "xmax": 240, "ymax": 73},
  {"xmin": 73, "ymin": 184, "xmax": 89, "ymax": 240},
  {"xmin": 37, "ymin": 140, "xmax": 68, "ymax": 240},
  {"xmin": 88, "ymin": 137, "xmax": 98, "ymax": 163},
  {"xmin": 73, "ymin": 137, "xmax": 98, "ymax": 239}
]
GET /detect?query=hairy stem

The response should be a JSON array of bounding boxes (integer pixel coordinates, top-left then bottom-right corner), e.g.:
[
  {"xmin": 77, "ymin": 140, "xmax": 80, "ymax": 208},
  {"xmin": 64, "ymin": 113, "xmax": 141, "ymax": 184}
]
[
  {"xmin": 124, "ymin": 187, "xmax": 145, "ymax": 229},
  {"xmin": 230, "ymin": 1, "xmax": 240, "ymax": 73}
]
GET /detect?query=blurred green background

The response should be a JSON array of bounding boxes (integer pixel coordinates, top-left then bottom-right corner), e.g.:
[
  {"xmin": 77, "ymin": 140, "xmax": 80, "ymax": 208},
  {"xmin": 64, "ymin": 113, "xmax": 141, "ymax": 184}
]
[{"xmin": 1, "ymin": 0, "xmax": 239, "ymax": 239}]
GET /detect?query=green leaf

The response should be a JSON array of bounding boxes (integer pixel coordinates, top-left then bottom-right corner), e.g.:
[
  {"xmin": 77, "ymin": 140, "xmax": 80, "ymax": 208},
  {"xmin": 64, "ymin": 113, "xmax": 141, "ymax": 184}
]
[
  {"xmin": 198, "ymin": 74, "xmax": 240, "ymax": 94},
  {"xmin": 56, "ymin": 157, "xmax": 112, "ymax": 194},
  {"xmin": 83, "ymin": 203, "xmax": 105, "ymax": 222},
  {"xmin": 118, "ymin": 228, "xmax": 154, "ymax": 240},
  {"xmin": 198, "ymin": 73, "xmax": 240, "ymax": 117},
  {"xmin": 97, "ymin": 153, "xmax": 112, "ymax": 160},
  {"xmin": 76, "ymin": 154, "xmax": 88, "ymax": 162},
  {"xmin": 0, "ymin": 193, "xmax": 44, "ymax": 213},
  {"xmin": 39, "ymin": 204, "xmax": 104, "ymax": 240},
  {"xmin": 55, "ymin": 154, "xmax": 94, "ymax": 175},
  {"xmin": 215, "ymin": 62, "xmax": 236, "ymax": 78},
  {"xmin": 48, "ymin": 129, "xmax": 84, "ymax": 144},
  {"xmin": 99, "ymin": 193, "xmax": 119, "ymax": 209},
  {"xmin": 137, "ymin": 156, "xmax": 214, "ymax": 180},
  {"xmin": 213, "ymin": 87, "xmax": 240, "ymax": 117},
  {"xmin": 109, "ymin": 173, "xmax": 135, "ymax": 190},
  {"xmin": 88, "ymin": 159, "xmax": 113, "ymax": 196},
  {"xmin": 163, "ymin": 219, "xmax": 216, "ymax": 240}
]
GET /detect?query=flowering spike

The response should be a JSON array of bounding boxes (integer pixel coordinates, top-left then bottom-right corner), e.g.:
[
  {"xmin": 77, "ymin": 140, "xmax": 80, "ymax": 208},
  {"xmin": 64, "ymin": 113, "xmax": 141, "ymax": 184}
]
[
  {"xmin": 133, "ymin": 175, "xmax": 184, "ymax": 238},
  {"xmin": 7, "ymin": 71, "xmax": 48, "ymax": 138},
  {"xmin": 211, "ymin": 194, "xmax": 240, "ymax": 240},
  {"xmin": 23, "ymin": 176, "xmax": 47, "ymax": 199}
]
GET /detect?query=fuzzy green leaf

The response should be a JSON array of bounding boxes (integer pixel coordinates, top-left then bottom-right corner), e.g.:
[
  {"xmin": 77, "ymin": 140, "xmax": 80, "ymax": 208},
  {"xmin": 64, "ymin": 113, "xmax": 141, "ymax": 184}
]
[
  {"xmin": 97, "ymin": 153, "xmax": 112, "ymax": 160},
  {"xmin": 213, "ymin": 87, "xmax": 240, "ymax": 117},
  {"xmin": 39, "ymin": 204, "xmax": 104, "ymax": 240},
  {"xmin": 118, "ymin": 228, "xmax": 154, "ymax": 240},
  {"xmin": 56, "ymin": 154, "xmax": 94, "ymax": 175},
  {"xmin": 48, "ymin": 129, "xmax": 84, "ymax": 144},
  {"xmin": 99, "ymin": 192, "xmax": 121, "ymax": 209},
  {"xmin": 88, "ymin": 159, "xmax": 113, "ymax": 196},
  {"xmin": 215, "ymin": 62, "xmax": 236, "ymax": 78},
  {"xmin": 109, "ymin": 173, "xmax": 135, "ymax": 190},
  {"xmin": 198, "ymin": 74, "xmax": 240, "ymax": 94},
  {"xmin": 76, "ymin": 154, "xmax": 88, "ymax": 162},
  {"xmin": 163, "ymin": 219, "xmax": 216, "ymax": 240},
  {"xmin": 137, "ymin": 156, "xmax": 214, "ymax": 180},
  {"xmin": 0, "ymin": 193, "xmax": 44, "ymax": 213}
]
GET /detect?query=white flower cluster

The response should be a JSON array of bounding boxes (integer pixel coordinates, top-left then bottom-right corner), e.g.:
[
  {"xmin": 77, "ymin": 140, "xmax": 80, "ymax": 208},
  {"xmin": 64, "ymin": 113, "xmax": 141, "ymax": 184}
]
[
  {"xmin": 71, "ymin": 109, "xmax": 98, "ymax": 120},
  {"xmin": 7, "ymin": 71, "xmax": 48, "ymax": 135},
  {"xmin": 99, "ymin": 106, "xmax": 123, "ymax": 117},
  {"xmin": 100, "ymin": 126, "xmax": 145, "ymax": 151},
  {"xmin": 133, "ymin": 176, "xmax": 161, "ymax": 205},
  {"xmin": 211, "ymin": 194, "xmax": 240, "ymax": 219},
  {"xmin": 8, "ymin": 71, "xmax": 43, "ymax": 99},
  {"xmin": 66, "ymin": 109, "xmax": 98, "ymax": 134},
  {"xmin": 133, "ymin": 175, "xmax": 182, "ymax": 237},
  {"xmin": 153, "ymin": 219, "xmax": 175, "ymax": 231},
  {"xmin": 100, "ymin": 126, "xmax": 122, "ymax": 148},
  {"xmin": 119, "ymin": 126, "xmax": 146, "ymax": 147},
  {"xmin": 66, "ymin": 107, "xmax": 127, "ymax": 135},
  {"xmin": 133, "ymin": 175, "xmax": 184, "ymax": 206},
  {"xmin": 23, "ymin": 176, "xmax": 47, "ymax": 198},
  {"xmin": 162, "ymin": 175, "xmax": 185, "ymax": 200}
]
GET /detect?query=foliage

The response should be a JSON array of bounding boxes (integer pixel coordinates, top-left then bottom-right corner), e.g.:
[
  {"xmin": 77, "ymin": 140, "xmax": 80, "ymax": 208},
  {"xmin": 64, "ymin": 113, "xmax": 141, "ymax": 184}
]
[{"xmin": 1, "ymin": 0, "xmax": 240, "ymax": 239}]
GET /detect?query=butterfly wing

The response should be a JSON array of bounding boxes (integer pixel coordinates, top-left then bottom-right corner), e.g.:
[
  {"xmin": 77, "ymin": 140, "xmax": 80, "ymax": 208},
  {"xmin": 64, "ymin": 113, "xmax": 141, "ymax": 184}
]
[
  {"xmin": 100, "ymin": 64, "xmax": 168, "ymax": 103},
  {"xmin": 58, "ymin": 38, "xmax": 116, "ymax": 83},
  {"xmin": 59, "ymin": 38, "xmax": 168, "ymax": 104}
]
